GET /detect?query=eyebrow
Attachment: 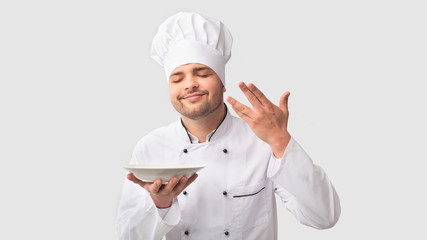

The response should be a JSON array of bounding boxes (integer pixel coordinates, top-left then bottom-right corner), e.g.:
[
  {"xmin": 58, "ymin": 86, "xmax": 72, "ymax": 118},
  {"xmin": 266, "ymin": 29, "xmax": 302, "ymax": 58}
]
[
  {"xmin": 193, "ymin": 67, "xmax": 211, "ymax": 72},
  {"xmin": 170, "ymin": 67, "xmax": 212, "ymax": 77},
  {"xmin": 170, "ymin": 71, "xmax": 184, "ymax": 77}
]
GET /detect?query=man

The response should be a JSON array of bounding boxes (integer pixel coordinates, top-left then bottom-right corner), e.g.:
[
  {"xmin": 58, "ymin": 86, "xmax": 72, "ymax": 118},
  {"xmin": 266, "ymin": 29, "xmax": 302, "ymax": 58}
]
[{"xmin": 116, "ymin": 12, "xmax": 340, "ymax": 239}]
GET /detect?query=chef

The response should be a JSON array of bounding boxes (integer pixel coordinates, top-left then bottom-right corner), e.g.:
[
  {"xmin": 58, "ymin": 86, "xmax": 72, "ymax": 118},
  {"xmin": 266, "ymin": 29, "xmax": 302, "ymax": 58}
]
[{"xmin": 116, "ymin": 12, "xmax": 340, "ymax": 240}]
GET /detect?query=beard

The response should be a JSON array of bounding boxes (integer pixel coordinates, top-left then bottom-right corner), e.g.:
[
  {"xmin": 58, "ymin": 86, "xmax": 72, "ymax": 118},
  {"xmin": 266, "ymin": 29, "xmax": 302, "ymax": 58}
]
[{"xmin": 171, "ymin": 87, "xmax": 224, "ymax": 120}]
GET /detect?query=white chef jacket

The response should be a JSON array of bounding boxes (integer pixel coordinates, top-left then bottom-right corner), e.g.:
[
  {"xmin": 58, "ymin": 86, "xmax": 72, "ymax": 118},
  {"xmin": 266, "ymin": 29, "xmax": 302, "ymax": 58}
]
[{"xmin": 116, "ymin": 108, "xmax": 340, "ymax": 240}]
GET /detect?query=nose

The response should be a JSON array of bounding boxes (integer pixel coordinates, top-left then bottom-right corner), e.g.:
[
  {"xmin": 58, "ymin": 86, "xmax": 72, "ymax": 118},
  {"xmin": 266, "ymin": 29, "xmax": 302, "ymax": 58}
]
[{"xmin": 184, "ymin": 75, "xmax": 199, "ymax": 91}]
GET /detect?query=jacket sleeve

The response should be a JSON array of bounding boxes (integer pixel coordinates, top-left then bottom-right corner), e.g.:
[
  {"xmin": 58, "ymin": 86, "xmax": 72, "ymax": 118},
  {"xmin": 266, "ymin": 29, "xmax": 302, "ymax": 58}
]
[
  {"xmin": 116, "ymin": 142, "xmax": 181, "ymax": 239},
  {"xmin": 267, "ymin": 137, "xmax": 341, "ymax": 229}
]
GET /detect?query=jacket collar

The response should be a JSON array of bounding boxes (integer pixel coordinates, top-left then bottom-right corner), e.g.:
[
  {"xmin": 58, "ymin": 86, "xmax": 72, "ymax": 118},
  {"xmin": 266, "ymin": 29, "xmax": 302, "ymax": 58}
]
[{"xmin": 178, "ymin": 104, "xmax": 232, "ymax": 144}]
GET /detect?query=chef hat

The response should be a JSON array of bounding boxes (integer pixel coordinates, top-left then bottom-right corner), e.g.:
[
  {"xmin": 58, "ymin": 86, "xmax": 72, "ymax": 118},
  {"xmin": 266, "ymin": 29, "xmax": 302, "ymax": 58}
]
[{"xmin": 151, "ymin": 12, "xmax": 233, "ymax": 86}]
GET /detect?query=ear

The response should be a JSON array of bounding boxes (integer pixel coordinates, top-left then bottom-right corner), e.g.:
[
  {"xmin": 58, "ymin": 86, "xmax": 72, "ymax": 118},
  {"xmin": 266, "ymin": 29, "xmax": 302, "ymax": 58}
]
[{"xmin": 223, "ymin": 86, "xmax": 226, "ymax": 93}]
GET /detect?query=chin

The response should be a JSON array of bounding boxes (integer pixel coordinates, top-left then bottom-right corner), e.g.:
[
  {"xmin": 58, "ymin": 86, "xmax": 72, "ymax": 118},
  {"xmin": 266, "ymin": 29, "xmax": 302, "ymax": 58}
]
[{"xmin": 182, "ymin": 106, "xmax": 212, "ymax": 120}]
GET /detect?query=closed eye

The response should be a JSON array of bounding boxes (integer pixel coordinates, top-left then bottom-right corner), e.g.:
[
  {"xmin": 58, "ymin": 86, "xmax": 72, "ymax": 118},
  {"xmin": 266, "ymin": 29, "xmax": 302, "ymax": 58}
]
[
  {"xmin": 171, "ymin": 78, "xmax": 183, "ymax": 83},
  {"xmin": 198, "ymin": 74, "xmax": 212, "ymax": 78}
]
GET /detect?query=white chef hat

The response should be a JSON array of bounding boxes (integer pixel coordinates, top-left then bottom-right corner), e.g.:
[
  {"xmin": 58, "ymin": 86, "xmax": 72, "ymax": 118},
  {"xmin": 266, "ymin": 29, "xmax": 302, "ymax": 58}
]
[{"xmin": 151, "ymin": 12, "xmax": 233, "ymax": 86}]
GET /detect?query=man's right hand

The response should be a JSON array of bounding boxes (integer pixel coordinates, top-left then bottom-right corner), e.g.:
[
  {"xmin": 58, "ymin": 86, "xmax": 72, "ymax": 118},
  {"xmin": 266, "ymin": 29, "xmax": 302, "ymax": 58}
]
[{"xmin": 127, "ymin": 173, "xmax": 198, "ymax": 208}]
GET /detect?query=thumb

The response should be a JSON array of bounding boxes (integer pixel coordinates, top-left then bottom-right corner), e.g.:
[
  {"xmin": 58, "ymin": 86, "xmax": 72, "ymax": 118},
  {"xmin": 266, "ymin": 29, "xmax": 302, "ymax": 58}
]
[{"xmin": 279, "ymin": 91, "xmax": 290, "ymax": 112}]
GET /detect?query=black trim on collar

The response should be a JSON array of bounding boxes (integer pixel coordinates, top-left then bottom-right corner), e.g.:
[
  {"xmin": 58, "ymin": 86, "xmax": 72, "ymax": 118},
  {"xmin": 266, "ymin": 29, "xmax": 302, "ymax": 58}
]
[
  {"xmin": 180, "ymin": 103, "xmax": 228, "ymax": 144},
  {"xmin": 208, "ymin": 104, "xmax": 228, "ymax": 142},
  {"xmin": 181, "ymin": 118, "xmax": 193, "ymax": 144}
]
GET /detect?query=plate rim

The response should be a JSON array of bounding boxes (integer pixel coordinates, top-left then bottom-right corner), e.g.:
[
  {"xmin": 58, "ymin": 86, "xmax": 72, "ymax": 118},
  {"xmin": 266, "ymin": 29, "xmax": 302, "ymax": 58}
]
[{"xmin": 123, "ymin": 164, "xmax": 206, "ymax": 170}]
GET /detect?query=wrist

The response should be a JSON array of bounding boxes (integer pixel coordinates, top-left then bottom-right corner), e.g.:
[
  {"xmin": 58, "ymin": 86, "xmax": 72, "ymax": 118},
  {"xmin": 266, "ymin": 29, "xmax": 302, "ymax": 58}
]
[
  {"xmin": 269, "ymin": 132, "xmax": 291, "ymax": 158},
  {"xmin": 150, "ymin": 194, "xmax": 173, "ymax": 208}
]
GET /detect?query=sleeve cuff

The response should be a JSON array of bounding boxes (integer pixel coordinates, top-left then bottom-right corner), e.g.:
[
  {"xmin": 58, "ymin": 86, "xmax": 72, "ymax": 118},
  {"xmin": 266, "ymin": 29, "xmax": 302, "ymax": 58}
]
[
  {"xmin": 267, "ymin": 136, "xmax": 296, "ymax": 178},
  {"xmin": 156, "ymin": 197, "xmax": 181, "ymax": 226}
]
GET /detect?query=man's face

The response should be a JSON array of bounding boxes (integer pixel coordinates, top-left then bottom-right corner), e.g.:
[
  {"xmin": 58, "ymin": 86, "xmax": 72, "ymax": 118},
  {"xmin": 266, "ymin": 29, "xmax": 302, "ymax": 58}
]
[{"xmin": 169, "ymin": 63, "xmax": 225, "ymax": 120}]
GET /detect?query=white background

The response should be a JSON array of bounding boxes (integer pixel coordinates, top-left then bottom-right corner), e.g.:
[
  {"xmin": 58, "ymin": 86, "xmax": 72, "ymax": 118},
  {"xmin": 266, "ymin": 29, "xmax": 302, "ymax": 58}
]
[{"xmin": 1, "ymin": 0, "xmax": 426, "ymax": 239}]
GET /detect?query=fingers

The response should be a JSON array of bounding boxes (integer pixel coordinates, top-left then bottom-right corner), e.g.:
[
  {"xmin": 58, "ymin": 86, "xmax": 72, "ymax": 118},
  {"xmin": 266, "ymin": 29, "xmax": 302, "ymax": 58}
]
[
  {"xmin": 154, "ymin": 174, "xmax": 198, "ymax": 195},
  {"xmin": 184, "ymin": 173, "xmax": 198, "ymax": 188},
  {"xmin": 245, "ymin": 82, "xmax": 273, "ymax": 108},
  {"xmin": 238, "ymin": 82, "xmax": 263, "ymax": 108},
  {"xmin": 228, "ymin": 82, "xmax": 275, "ymax": 119},
  {"xmin": 174, "ymin": 176, "xmax": 189, "ymax": 191},
  {"xmin": 148, "ymin": 179, "xmax": 163, "ymax": 193},
  {"xmin": 226, "ymin": 96, "xmax": 253, "ymax": 120},
  {"xmin": 127, "ymin": 173, "xmax": 163, "ymax": 193},
  {"xmin": 164, "ymin": 173, "xmax": 198, "ymax": 195},
  {"xmin": 128, "ymin": 172, "xmax": 199, "ymax": 197},
  {"xmin": 159, "ymin": 177, "xmax": 180, "ymax": 195},
  {"xmin": 279, "ymin": 91, "xmax": 290, "ymax": 112},
  {"xmin": 127, "ymin": 173, "xmax": 147, "ymax": 188}
]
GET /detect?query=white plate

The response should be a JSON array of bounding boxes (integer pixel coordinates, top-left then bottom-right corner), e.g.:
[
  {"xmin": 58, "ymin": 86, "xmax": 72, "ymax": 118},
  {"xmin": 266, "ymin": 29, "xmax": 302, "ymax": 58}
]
[{"xmin": 123, "ymin": 164, "xmax": 205, "ymax": 182}]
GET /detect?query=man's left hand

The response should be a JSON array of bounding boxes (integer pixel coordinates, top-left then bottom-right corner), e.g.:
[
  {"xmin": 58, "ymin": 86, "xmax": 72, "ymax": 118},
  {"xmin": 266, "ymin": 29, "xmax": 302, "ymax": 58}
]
[{"xmin": 227, "ymin": 82, "xmax": 291, "ymax": 158}]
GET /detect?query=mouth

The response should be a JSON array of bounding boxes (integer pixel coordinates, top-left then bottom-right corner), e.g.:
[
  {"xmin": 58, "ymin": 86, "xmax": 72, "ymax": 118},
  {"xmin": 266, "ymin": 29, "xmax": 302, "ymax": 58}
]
[{"xmin": 182, "ymin": 93, "xmax": 205, "ymax": 101}]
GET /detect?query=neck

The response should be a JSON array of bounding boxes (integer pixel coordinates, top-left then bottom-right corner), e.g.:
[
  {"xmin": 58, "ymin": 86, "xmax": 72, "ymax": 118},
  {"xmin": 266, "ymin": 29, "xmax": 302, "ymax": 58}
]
[{"xmin": 181, "ymin": 103, "xmax": 226, "ymax": 143}]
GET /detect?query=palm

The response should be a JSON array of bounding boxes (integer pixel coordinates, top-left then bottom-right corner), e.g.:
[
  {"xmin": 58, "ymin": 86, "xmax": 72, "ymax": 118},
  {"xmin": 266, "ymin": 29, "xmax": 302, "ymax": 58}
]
[{"xmin": 227, "ymin": 82, "xmax": 291, "ymax": 157}]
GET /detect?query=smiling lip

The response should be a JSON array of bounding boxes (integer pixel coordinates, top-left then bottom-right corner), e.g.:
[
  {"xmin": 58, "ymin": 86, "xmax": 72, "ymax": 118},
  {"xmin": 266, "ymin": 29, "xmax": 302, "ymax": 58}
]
[{"xmin": 183, "ymin": 93, "xmax": 205, "ymax": 101}]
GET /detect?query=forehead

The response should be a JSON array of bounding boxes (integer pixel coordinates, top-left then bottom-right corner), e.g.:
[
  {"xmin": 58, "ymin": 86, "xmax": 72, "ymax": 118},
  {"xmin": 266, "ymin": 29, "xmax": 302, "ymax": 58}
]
[{"xmin": 170, "ymin": 63, "xmax": 213, "ymax": 75}]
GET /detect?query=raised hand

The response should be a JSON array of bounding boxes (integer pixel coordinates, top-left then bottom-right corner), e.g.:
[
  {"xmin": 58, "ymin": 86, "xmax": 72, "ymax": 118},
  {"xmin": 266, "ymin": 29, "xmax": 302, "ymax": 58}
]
[{"xmin": 227, "ymin": 82, "xmax": 291, "ymax": 158}]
